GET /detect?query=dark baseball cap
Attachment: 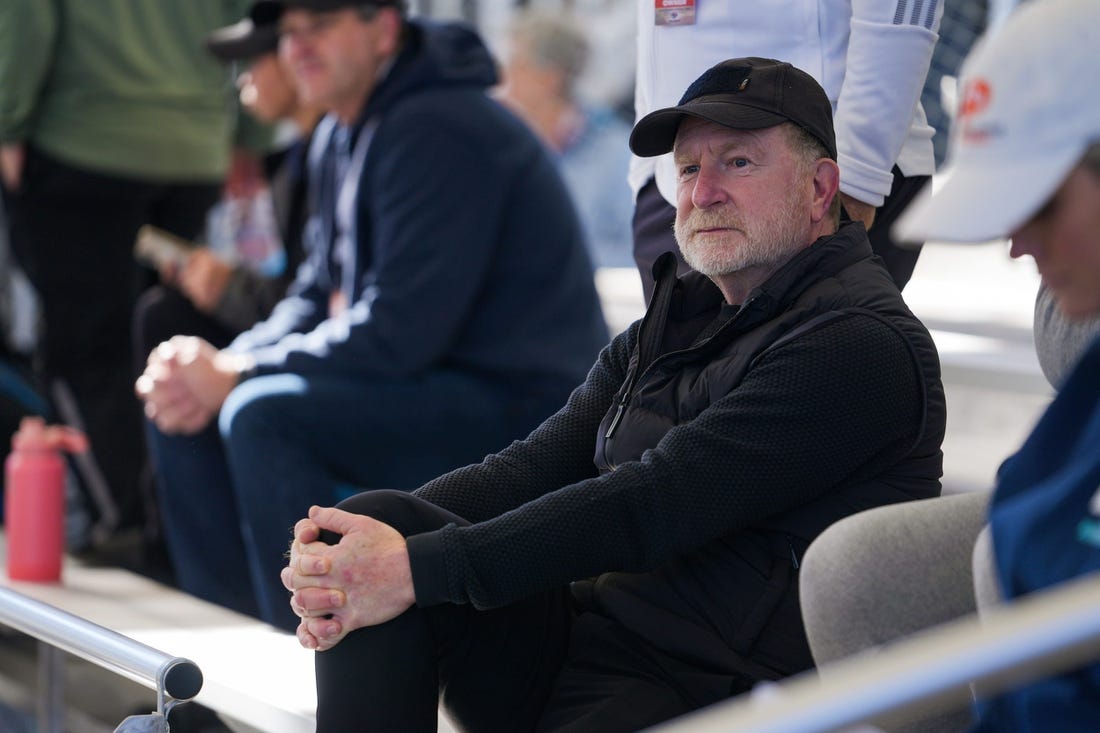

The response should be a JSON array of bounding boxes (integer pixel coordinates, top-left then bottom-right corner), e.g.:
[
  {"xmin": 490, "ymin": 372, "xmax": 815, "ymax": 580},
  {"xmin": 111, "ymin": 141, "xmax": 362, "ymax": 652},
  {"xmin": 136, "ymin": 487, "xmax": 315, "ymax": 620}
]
[
  {"xmin": 208, "ymin": 0, "xmax": 405, "ymax": 61},
  {"xmin": 252, "ymin": 0, "xmax": 403, "ymax": 16},
  {"xmin": 204, "ymin": 2, "xmax": 283, "ymax": 62},
  {"xmin": 630, "ymin": 57, "xmax": 837, "ymax": 160}
]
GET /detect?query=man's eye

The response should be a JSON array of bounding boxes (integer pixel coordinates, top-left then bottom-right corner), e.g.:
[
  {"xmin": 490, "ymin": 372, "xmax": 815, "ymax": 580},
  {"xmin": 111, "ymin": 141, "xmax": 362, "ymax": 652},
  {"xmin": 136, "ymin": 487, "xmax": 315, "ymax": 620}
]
[
  {"xmin": 679, "ymin": 165, "xmax": 700, "ymax": 178},
  {"xmin": 731, "ymin": 158, "xmax": 749, "ymax": 168}
]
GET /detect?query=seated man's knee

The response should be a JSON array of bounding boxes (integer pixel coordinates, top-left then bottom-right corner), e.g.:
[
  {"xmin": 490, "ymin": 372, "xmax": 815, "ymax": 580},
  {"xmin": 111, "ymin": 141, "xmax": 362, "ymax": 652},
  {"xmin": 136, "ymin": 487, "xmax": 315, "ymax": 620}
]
[
  {"xmin": 219, "ymin": 373, "xmax": 309, "ymax": 441},
  {"xmin": 336, "ymin": 489, "xmax": 422, "ymax": 523},
  {"xmin": 334, "ymin": 490, "xmax": 462, "ymax": 541}
]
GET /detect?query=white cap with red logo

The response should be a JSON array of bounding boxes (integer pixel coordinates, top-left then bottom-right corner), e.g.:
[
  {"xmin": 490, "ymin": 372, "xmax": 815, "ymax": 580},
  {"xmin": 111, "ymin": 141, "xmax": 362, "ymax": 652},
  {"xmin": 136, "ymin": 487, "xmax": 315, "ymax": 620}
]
[{"xmin": 893, "ymin": 0, "xmax": 1100, "ymax": 244}]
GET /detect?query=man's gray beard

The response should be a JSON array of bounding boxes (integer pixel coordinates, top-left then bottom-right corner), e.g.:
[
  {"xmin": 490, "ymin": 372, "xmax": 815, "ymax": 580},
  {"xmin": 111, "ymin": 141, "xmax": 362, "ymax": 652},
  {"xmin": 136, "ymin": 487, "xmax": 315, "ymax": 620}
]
[{"xmin": 675, "ymin": 203, "xmax": 807, "ymax": 278}]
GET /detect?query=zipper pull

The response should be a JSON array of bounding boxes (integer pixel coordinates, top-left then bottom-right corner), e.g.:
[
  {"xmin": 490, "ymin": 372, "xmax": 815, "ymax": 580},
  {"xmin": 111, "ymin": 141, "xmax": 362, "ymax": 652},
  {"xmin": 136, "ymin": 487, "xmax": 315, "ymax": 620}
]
[
  {"xmin": 787, "ymin": 537, "xmax": 800, "ymax": 570},
  {"xmin": 604, "ymin": 400, "xmax": 626, "ymax": 440}
]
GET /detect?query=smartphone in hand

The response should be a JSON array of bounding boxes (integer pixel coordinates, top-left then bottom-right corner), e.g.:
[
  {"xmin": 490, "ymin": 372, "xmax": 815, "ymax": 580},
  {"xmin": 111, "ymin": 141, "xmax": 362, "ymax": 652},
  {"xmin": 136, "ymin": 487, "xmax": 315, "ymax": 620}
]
[{"xmin": 134, "ymin": 225, "xmax": 193, "ymax": 272}]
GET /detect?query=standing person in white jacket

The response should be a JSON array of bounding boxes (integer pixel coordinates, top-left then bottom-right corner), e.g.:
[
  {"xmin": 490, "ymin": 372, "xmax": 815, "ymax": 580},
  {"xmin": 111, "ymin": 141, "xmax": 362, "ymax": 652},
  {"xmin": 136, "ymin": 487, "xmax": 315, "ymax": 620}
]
[{"xmin": 631, "ymin": 0, "xmax": 943, "ymax": 302}]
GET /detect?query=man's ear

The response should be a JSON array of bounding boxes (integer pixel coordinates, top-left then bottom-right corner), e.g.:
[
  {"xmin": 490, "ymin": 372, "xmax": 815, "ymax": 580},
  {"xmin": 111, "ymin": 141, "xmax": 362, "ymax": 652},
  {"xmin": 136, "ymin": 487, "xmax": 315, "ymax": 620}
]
[
  {"xmin": 811, "ymin": 158, "xmax": 841, "ymax": 224},
  {"xmin": 375, "ymin": 8, "xmax": 404, "ymax": 57}
]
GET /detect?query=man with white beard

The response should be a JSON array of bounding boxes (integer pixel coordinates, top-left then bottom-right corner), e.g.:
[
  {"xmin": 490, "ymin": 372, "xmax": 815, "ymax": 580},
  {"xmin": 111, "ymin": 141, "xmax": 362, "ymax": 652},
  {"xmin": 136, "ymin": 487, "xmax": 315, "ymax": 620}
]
[{"xmin": 280, "ymin": 57, "xmax": 947, "ymax": 733}]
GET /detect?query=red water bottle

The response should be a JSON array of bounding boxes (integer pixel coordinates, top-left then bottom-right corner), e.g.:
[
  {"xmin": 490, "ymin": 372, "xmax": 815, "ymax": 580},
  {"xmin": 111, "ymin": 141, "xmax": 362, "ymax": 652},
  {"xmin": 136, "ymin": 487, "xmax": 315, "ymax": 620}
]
[{"xmin": 4, "ymin": 416, "xmax": 89, "ymax": 582}]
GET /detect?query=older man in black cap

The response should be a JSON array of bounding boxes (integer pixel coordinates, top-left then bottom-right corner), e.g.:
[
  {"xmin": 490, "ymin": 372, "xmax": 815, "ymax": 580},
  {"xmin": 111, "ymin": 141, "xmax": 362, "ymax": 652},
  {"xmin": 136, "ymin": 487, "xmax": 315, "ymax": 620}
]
[{"xmin": 281, "ymin": 57, "xmax": 946, "ymax": 732}]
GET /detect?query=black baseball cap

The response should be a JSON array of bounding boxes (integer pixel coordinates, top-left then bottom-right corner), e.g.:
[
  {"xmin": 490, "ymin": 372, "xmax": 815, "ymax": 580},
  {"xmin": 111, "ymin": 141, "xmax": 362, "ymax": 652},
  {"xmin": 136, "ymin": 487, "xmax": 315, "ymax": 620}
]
[
  {"xmin": 204, "ymin": 2, "xmax": 282, "ymax": 62},
  {"xmin": 207, "ymin": 0, "xmax": 406, "ymax": 62},
  {"xmin": 252, "ymin": 0, "xmax": 404, "ymax": 16},
  {"xmin": 630, "ymin": 57, "xmax": 837, "ymax": 160}
]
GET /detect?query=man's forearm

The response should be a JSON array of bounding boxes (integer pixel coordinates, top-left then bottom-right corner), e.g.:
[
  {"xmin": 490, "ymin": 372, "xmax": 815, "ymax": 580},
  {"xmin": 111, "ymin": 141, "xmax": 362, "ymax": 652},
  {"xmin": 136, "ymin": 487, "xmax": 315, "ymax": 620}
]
[{"xmin": 0, "ymin": 143, "xmax": 24, "ymax": 190}]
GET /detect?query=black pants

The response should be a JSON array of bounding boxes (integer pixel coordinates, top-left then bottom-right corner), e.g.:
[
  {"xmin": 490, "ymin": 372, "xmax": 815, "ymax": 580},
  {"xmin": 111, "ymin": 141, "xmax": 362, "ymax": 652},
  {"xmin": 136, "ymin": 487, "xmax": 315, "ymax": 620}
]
[
  {"xmin": 315, "ymin": 491, "xmax": 747, "ymax": 732},
  {"xmin": 3, "ymin": 147, "xmax": 220, "ymax": 534},
  {"xmin": 632, "ymin": 168, "xmax": 929, "ymax": 304}
]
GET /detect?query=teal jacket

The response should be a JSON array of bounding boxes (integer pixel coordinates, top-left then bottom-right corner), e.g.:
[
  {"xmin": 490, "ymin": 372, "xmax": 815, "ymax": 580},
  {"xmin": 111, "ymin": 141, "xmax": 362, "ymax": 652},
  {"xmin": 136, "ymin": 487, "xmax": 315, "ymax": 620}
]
[{"xmin": 0, "ymin": 0, "xmax": 266, "ymax": 181}]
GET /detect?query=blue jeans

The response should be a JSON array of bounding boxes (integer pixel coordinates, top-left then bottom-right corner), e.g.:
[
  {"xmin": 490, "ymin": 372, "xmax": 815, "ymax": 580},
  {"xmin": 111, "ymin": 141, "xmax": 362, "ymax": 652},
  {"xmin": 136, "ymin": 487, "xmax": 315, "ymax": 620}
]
[{"xmin": 148, "ymin": 369, "xmax": 567, "ymax": 630}]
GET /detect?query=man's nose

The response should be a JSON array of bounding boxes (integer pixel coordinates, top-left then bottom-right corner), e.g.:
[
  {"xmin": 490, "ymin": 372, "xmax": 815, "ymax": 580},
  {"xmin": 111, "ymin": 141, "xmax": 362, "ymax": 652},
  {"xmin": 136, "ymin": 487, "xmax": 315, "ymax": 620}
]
[
  {"xmin": 279, "ymin": 32, "xmax": 310, "ymax": 64},
  {"xmin": 1008, "ymin": 228, "xmax": 1040, "ymax": 261},
  {"xmin": 691, "ymin": 166, "xmax": 729, "ymax": 210}
]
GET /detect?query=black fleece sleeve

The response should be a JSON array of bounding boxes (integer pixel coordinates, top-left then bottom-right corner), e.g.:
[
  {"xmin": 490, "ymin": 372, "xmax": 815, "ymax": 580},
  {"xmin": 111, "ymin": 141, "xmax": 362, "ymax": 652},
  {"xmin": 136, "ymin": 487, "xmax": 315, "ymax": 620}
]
[{"xmin": 407, "ymin": 313, "xmax": 926, "ymax": 609}]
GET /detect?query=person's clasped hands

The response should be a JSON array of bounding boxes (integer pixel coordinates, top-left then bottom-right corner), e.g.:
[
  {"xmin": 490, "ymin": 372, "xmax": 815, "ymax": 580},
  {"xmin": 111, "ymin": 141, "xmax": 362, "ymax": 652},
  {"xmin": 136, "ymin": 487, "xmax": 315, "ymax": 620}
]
[
  {"xmin": 134, "ymin": 335, "xmax": 249, "ymax": 435},
  {"xmin": 281, "ymin": 505, "xmax": 415, "ymax": 651}
]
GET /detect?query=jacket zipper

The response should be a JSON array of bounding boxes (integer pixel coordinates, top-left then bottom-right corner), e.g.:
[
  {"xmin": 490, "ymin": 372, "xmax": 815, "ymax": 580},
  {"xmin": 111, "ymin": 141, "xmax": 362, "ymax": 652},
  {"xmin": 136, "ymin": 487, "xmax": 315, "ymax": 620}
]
[{"xmin": 604, "ymin": 294, "xmax": 761, "ymax": 445}]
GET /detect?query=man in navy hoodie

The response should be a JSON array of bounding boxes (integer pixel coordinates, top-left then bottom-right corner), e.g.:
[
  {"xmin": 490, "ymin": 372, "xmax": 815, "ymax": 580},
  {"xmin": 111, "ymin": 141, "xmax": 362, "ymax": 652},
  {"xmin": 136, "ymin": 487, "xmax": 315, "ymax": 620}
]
[{"xmin": 135, "ymin": 0, "xmax": 609, "ymax": 631}]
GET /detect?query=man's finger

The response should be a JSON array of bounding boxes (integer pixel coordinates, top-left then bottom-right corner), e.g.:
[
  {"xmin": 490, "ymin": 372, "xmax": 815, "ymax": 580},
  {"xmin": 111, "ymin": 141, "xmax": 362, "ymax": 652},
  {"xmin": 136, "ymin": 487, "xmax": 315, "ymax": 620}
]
[
  {"xmin": 176, "ymin": 406, "xmax": 215, "ymax": 435},
  {"xmin": 296, "ymin": 622, "xmax": 320, "ymax": 650},
  {"xmin": 294, "ymin": 548, "xmax": 330, "ymax": 576},
  {"xmin": 155, "ymin": 340, "xmax": 180, "ymax": 362},
  {"xmin": 154, "ymin": 397, "xmax": 211, "ymax": 435},
  {"xmin": 308, "ymin": 505, "xmax": 371, "ymax": 536},
  {"xmin": 303, "ymin": 616, "xmax": 344, "ymax": 650},
  {"xmin": 154, "ymin": 398, "xmax": 203, "ymax": 432},
  {"xmin": 281, "ymin": 566, "xmax": 296, "ymax": 593},
  {"xmin": 292, "ymin": 517, "xmax": 321, "ymax": 543},
  {"xmin": 293, "ymin": 586, "xmax": 345, "ymax": 614},
  {"xmin": 135, "ymin": 374, "xmax": 155, "ymax": 399}
]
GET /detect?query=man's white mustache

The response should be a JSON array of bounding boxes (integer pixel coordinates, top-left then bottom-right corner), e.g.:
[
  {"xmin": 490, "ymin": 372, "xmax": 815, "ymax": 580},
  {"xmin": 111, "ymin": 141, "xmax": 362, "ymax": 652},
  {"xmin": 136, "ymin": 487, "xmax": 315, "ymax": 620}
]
[{"xmin": 682, "ymin": 211, "xmax": 742, "ymax": 234}]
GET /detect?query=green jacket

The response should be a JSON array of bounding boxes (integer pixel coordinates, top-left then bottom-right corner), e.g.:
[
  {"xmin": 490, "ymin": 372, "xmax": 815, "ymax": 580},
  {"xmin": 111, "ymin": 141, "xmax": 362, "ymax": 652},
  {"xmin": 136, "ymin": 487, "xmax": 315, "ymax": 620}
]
[{"xmin": 0, "ymin": 0, "xmax": 267, "ymax": 181}]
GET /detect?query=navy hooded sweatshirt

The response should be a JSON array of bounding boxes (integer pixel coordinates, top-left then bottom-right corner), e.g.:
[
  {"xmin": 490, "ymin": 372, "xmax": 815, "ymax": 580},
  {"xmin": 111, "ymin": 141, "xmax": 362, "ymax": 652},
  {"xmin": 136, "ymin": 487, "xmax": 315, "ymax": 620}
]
[{"xmin": 228, "ymin": 19, "xmax": 609, "ymax": 393}]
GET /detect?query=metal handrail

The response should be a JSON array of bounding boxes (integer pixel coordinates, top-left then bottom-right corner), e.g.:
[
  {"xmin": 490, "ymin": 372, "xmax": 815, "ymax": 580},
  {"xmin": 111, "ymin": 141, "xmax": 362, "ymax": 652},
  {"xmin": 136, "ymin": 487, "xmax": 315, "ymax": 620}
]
[
  {"xmin": 647, "ymin": 571, "xmax": 1100, "ymax": 733},
  {"xmin": 0, "ymin": 586, "xmax": 202, "ymax": 705}
]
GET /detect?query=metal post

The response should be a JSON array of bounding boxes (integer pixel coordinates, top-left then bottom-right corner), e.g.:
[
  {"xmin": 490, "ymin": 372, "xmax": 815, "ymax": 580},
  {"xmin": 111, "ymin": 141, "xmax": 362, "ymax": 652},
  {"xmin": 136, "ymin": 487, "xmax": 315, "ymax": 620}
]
[{"xmin": 36, "ymin": 642, "xmax": 63, "ymax": 733}]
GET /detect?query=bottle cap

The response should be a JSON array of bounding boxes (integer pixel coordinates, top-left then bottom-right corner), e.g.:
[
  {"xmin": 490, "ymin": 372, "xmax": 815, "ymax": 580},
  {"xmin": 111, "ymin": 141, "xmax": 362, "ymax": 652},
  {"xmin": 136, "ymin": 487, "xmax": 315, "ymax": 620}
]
[{"xmin": 10, "ymin": 416, "xmax": 89, "ymax": 455}]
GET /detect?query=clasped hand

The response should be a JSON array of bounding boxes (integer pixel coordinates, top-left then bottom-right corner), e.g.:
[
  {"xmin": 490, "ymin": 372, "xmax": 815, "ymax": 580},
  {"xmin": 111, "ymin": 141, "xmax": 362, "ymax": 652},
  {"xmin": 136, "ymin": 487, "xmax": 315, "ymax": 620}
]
[
  {"xmin": 282, "ymin": 505, "xmax": 415, "ymax": 652},
  {"xmin": 134, "ymin": 336, "xmax": 239, "ymax": 434}
]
